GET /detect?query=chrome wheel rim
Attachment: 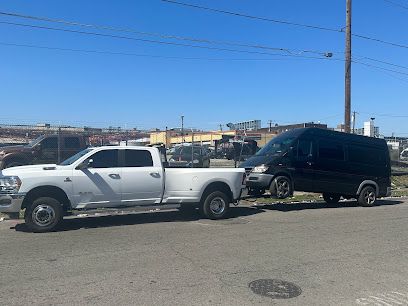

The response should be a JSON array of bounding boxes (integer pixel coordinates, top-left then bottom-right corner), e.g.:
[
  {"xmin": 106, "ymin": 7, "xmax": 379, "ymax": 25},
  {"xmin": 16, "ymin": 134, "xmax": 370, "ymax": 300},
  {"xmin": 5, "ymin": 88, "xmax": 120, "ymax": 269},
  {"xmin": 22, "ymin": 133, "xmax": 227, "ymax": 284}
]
[
  {"xmin": 209, "ymin": 197, "xmax": 226, "ymax": 215},
  {"xmin": 32, "ymin": 205, "xmax": 56, "ymax": 227},
  {"xmin": 276, "ymin": 180, "xmax": 290, "ymax": 197},
  {"xmin": 364, "ymin": 190, "xmax": 376, "ymax": 204}
]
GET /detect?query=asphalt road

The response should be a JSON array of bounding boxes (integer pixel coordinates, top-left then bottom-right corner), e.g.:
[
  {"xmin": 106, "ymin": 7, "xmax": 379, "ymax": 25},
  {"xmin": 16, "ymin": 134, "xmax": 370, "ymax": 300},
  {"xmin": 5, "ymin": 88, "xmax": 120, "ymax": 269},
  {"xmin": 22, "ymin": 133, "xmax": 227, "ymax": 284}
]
[{"xmin": 1, "ymin": 198, "xmax": 408, "ymax": 306}]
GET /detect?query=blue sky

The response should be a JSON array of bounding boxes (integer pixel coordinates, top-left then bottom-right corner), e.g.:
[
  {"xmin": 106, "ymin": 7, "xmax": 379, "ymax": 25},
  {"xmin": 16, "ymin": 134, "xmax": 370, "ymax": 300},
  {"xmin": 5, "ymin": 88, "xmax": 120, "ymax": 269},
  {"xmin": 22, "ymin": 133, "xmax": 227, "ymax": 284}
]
[{"xmin": 0, "ymin": 0, "xmax": 407, "ymax": 135}]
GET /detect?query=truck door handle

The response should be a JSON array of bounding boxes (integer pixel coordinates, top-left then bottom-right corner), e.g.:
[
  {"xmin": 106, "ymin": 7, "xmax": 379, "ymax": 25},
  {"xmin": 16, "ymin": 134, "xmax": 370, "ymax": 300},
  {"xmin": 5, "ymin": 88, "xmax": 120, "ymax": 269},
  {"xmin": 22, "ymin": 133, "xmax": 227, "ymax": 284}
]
[
  {"xmin": 150, "ymin": 172, "xmax": 161, "ymax": 178},
  {"xmin": 108, "ymin": 174, "xmax": 121, "ymax": 179}
]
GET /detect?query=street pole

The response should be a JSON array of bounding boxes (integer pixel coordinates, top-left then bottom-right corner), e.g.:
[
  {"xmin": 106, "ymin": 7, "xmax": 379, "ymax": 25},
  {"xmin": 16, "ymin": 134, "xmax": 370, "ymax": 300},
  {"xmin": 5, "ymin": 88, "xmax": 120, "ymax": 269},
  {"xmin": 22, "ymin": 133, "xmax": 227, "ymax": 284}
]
[
  {"xmin": 268, "ymin": 120, "xmax": 273, "ymax": 132},
  {"xmin": 181, "ymin": 115, "xmax": 184, "ymax": 146},
  {"xmin": 344, "ymin": 0, "xmax": 352, "ymax": 133},
  {"xmin": 219, "ymin": 124, "xmax": 222, "ymax": 131}
]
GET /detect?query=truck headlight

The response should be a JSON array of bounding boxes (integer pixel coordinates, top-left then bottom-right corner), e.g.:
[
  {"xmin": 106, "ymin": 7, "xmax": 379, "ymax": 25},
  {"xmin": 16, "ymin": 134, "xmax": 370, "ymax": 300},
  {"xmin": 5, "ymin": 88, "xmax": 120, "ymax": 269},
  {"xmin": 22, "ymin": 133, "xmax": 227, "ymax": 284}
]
[
  {"xmin": 0, "ymin": 176, "xmax": 22, "ymax": 193},
  {"xmin": 251, "ymin": 164, "xmax": 269, "ymax": 173}
]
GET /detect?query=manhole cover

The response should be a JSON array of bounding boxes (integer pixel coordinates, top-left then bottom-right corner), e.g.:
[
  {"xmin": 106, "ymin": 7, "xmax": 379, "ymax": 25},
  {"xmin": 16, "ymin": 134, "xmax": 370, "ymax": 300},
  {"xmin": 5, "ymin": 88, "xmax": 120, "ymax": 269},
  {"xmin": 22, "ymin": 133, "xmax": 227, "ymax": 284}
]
[{"xmin": 248, "ymin": 279, "xmax": 302, "ymax": 299}]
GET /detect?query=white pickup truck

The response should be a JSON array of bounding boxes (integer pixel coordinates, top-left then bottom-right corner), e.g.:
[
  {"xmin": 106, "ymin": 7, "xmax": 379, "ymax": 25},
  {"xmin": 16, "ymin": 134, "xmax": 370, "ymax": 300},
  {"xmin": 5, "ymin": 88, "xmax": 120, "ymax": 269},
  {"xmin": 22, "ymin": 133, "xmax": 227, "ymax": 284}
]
[{"xmin": 0, "ymin": 146, "xmax": 246, "ymax": 232}]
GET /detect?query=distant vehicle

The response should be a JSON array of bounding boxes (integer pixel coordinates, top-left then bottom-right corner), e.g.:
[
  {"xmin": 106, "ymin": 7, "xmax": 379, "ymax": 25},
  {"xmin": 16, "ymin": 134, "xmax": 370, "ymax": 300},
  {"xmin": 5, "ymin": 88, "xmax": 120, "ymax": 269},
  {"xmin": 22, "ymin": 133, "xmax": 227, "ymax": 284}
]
[
  {"xmin": 0, "ymin": 146, "xmax": 245, "ymax": 232},
  {"xmin": 241, "ymin": 128, "xmax": 391, "ymax": 206},
  {"xmin": 168, "ymin": 145, "xmax": 210, "ymax": 168},
  {"xmin": 0, "ymin": 134, "xmax": 88, "ymax": 169}
]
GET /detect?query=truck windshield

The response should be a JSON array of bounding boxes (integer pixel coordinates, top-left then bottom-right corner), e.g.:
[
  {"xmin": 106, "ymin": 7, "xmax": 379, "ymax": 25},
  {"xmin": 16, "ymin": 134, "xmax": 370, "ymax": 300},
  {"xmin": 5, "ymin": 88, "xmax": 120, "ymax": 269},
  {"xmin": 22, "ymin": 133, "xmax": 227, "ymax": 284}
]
[
  {"xmin": 256, "ymin": 135, "xmax": 296, "ymax": 156},
  {"xmin": 27, "ymin": 135, "xmax": 45, "ymax": 147},
  {"xmin": 59, "ymin": 148, "xmax": 93, "ymax": 165}
]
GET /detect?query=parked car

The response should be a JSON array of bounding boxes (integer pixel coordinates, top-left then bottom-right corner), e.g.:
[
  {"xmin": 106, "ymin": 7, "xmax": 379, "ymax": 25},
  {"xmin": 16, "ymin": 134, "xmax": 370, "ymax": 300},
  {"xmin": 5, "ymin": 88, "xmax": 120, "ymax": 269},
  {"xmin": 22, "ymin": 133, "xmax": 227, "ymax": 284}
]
[
  {"xmin": 0, "ymin": 134, "xmax": 88, "ymax": 169},
  {"xmin": 241, "ymin": 128, "xmax": 391, "ymax": 206},
  {"xmin": 0, "ymin": 146, "xmax": 246, "ymax": 232},
  {"xmin": 168, "ymin": 145, "xmax": 210, "ymax": 168}
]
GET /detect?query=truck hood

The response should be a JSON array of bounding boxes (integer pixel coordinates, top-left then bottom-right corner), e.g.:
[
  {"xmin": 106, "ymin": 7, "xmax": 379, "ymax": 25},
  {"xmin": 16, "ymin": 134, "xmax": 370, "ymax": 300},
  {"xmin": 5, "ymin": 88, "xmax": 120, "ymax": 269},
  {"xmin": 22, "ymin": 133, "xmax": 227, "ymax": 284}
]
[
  {"xmin": 0, "ymin": 145, "xmax": 32, "ymax": 154},
  {"xmin": 0, "ymin": 164, "xmax": 63, "ymax": 176}
]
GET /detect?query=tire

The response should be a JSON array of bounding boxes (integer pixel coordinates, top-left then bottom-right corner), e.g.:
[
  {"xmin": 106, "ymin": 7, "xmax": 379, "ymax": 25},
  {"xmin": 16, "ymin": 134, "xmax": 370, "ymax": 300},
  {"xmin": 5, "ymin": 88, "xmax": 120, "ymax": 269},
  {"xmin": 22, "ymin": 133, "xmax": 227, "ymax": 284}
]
[
  {"xmin": 358, "ymin": 186, "xmax": 377, "ymax": 207},
  {"xmin": 270, "ymin": 176, "xmax": 292, "ymax": 199},
  {"xmin": 24, "ymin": 197, "xmax": 63, "ymax": 233},
  {"xmin": 323, "ymin": 193, "xmax": 341, "ymax": 204},
  {"xmin": 201, "ymin": 191, "xmax": 230, "ymax": 220},
  {"xmin": 4, "ymin": 160, "xmax": 25, "ymax": 169}
]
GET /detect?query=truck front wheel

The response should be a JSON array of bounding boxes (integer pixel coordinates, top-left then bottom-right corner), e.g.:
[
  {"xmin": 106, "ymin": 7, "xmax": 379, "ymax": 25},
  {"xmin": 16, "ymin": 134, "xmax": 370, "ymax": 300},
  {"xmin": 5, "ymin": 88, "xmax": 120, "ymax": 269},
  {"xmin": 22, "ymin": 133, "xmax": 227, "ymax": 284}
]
[
  {"xmin": 201, "ymin": 191, "xmax": 230, "ymax": 220},
  {"xmin": 24, "ymin": 197, "xmax": 63, "ymax": 233}
]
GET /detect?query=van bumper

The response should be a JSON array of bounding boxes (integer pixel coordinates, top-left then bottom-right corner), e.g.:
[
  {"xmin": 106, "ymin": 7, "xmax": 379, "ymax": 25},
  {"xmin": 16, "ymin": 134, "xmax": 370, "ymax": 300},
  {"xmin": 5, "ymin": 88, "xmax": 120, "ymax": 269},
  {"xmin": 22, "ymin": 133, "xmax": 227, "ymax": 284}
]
[
  {"xmin": 246, "ymin": 173, "xmax": 274, "ymax": 189},
  {"xmin": 0, "ymin": 193, "xmax": 26, "ymax": 214}
]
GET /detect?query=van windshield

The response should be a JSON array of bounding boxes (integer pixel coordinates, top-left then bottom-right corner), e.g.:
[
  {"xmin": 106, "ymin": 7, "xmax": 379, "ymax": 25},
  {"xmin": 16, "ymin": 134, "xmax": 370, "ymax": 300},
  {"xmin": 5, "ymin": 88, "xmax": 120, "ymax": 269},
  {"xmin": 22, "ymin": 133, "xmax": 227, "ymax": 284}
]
[{"xmin": 256, "ymin": 134, "xmax": 296, "ymax": 156}]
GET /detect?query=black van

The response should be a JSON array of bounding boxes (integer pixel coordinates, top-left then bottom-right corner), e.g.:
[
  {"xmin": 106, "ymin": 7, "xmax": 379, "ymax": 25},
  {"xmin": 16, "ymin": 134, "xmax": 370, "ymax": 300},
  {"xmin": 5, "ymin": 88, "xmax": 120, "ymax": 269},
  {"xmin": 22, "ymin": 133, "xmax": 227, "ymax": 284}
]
[{"xmin": 241, "ymin": 128, "xmax": 391, "ymax": 206}]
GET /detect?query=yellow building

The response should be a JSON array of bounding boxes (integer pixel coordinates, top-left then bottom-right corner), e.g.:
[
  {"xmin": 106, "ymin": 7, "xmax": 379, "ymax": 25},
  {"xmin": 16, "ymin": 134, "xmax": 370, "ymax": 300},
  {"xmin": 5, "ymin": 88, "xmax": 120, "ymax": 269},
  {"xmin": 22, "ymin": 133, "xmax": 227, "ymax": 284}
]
[{"xmin": 150, "ymin": 130, "xmax": 276, "ymax": 148}]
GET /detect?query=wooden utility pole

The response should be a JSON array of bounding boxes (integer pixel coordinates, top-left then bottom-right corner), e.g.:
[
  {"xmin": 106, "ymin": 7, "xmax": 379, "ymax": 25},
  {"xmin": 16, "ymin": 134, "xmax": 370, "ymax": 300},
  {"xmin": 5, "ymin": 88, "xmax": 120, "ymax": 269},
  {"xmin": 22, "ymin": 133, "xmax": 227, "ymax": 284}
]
[{"xmin": 344, "ymin": 0, "xmax": 352, "ymax": 133}]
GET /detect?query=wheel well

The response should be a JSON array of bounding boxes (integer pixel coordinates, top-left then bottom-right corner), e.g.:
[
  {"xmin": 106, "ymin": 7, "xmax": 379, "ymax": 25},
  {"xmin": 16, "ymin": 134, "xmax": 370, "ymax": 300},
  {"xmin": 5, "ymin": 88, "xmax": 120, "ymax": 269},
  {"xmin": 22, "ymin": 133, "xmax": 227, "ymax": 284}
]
[
  {"xmin": 201, "ymin": 182, "xmax": 233, "ymax": 203},
  {"xmin": 22, "ymin": 186, "xmax": 71, "ymax": 211},
  {"xmin": 357, "ymin": 181, "xmax": 379, "ymax": 196}
]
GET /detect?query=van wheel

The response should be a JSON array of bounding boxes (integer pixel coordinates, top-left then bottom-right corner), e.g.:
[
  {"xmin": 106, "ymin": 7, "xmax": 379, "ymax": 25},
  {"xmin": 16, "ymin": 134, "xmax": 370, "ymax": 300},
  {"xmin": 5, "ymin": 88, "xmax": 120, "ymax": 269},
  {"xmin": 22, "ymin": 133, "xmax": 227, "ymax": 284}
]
[
  {"xmin": 358, "ymin": 186, "xmax": 377, "ymax": 207},
  {"xmin": 201, "ymin": 191, "xmax": 230, "ymax": 220},
  {"xmin": 323, "ymin": 193, "xmax": 341, "ymax": 204},
  {"xmin": 270, "ymin": 176, "xmax": 292, "ymax": 199},
  {"xmin": 24, "ymin": 197, "xmax": 63, "ymax": 233}
]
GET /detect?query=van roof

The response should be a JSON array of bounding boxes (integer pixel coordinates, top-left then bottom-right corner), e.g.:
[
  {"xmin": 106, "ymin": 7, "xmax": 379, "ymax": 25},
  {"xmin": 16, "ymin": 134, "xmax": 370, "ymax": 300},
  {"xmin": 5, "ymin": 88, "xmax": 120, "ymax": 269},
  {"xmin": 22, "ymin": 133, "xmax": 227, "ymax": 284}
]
[{"xmin": 294, "ymin": 127, "xmax": 387, "ymax": 146}]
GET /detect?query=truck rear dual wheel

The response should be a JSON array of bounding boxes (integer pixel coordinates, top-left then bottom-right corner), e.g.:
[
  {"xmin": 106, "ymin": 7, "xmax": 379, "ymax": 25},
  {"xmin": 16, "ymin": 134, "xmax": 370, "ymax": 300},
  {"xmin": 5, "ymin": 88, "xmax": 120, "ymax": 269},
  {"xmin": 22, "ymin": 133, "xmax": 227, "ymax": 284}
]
[
  {"xmin": 24, "ymin": 197, "xmax": 63, "ymax": 233},
  {"xmin": 201, "ymin": 191, "xmax": 230, "ymax": 220}
]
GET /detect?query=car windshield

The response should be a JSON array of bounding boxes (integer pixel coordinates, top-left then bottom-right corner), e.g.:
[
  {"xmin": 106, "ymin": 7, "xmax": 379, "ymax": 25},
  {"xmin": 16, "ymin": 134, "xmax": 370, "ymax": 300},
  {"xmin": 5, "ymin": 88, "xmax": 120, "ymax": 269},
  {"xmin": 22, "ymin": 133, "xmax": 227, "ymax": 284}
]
[
  {"xmin": 256, "ymin": 134, "xmax": 296, "ymax": 156},
  {"xmin": 27, "ymin": 135, "xmax": 45, "ymax": 147},
  {"xmin": 59, "ymin": 148, "xmax": 93, "ymax": 165}
]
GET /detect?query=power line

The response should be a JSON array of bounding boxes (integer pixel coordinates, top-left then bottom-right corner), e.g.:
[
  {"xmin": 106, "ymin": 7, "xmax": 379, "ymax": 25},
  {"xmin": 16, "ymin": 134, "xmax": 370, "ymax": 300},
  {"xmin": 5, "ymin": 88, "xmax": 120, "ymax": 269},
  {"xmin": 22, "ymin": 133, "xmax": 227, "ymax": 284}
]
[
  {"xmin": 162, "ymin": 0, "xmax": 408, "ymax": 50},
  {"xmin": 161, "ymin": 0, "xmax": 342, "ymax": 33},
  {"xmin": 353, "ymin": 60, "xmax": 408, "ymax": 76},
  {"xmin": 382, "ymin": 0, "xmax": 408, "ymax": 10},
  {"xmin": 3, "ymin": 10, "xmax": 408, "ymax": 71},
  {"xmin": 0, "ymin": 41, "xmax": 338, "ymax": 62},
  {"xmin": 0, "ymin": 10, "xmax": 334, "ymax": 56},
  {"xmin": 0, "ymin": 21, "xmax": 346, "ymax": 62}
]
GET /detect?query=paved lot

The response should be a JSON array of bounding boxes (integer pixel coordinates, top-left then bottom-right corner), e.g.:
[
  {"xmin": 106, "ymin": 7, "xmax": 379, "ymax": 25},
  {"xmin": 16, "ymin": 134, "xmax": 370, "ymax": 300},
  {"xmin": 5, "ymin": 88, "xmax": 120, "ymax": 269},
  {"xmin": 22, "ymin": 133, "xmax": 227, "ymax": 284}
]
[{"xmin": 1, "ymin": 198, "xmax": 408, "ymax": 306}]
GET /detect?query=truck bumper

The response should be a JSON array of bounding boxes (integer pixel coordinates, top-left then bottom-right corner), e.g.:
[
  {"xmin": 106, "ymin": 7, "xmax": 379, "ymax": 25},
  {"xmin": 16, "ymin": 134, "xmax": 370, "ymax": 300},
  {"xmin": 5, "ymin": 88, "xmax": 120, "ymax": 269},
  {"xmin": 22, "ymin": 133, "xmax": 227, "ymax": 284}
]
[
  {"xmin": 0, "ymin": 193, "xmax": 26, "ymax": 213},
  {"xmin": 245, "ymin": 173, "xmax": 274, "ymax": 189}
]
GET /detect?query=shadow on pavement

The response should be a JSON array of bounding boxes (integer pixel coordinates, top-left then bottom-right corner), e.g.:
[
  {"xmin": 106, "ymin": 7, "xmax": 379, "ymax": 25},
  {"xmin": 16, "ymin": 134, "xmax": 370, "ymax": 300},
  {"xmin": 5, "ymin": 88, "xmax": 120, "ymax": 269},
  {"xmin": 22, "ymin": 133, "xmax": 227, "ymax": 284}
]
[
  {"xmin": 257, "ymin": 199, "xmax": 405, "ymax": 212},
  {"xmin": 13, "ymin": 206, "xmax": 263, "ymax": 233}
]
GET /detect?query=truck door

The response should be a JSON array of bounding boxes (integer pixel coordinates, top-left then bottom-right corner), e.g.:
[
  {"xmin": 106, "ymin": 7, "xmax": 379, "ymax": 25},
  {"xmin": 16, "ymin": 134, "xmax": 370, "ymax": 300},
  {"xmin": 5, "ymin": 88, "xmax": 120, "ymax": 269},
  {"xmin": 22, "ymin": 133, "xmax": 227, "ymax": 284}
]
[
  {"xmin": 71, "ymin": 149, "xmax": 122, "ymax": 208},
  {"xmin": 292, "ymin": 138, "xmax": 315, "ymax": 192},
  {"xmin": 120, "ymin": 149, "xmax": 164, "ymax": 205}
]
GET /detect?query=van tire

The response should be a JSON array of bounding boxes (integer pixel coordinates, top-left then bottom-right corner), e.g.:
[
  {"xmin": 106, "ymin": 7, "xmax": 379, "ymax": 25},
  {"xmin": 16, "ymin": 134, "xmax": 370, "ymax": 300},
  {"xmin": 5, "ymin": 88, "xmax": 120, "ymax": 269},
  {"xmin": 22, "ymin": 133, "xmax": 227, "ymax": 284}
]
[
  {"xmin": 358, "ymin": 186, "xmax": 377, "ymax": 207},
  {"xmin": 201, "ymin": 191, "xmax": 230, "ymax": 220},
  {"xmin": 24, "ymin": 197, "xmax": 63, "ymax": 233},
  {"xmin": 323, "ymin": 193, "xmax": 341, "ymax": 204},
  {"xmin": 270, "ymin": 176, "xmax": 292, "ymax": 199}
]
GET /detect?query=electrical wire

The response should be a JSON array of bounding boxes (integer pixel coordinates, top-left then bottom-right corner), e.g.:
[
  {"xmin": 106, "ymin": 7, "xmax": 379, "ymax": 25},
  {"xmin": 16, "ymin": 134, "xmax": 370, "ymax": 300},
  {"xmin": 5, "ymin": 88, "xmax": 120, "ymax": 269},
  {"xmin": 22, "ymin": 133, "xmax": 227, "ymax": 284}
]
[
  {"xmin": 0, "ymin": 10, "xmax": 333, "ymax": 56},
  {"xmin": 0, "ymin": 21, "xmax": 343, "ymax": 60},
  {"xmin": 161, "ymin": 0, "xmax": 408, "ymax": 50},
  {"xmin": 382, "ymin": 0, "xmax": 408, "ymax": 10}
]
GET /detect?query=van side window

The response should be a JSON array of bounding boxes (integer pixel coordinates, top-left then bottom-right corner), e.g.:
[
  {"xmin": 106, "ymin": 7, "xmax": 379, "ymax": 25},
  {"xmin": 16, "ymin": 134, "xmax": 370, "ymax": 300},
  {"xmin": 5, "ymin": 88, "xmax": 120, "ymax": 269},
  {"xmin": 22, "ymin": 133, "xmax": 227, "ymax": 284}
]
[
  {"xmin": 297, "ymin": 140, "xmax": 312, "ymax": 159},
  {"xmin": 348, "ymin": 145, "xmax": 385, "ymax": 165},
  {"xmin": 318, "ymin": 141, "xmax": 344, "ymax": 161}
]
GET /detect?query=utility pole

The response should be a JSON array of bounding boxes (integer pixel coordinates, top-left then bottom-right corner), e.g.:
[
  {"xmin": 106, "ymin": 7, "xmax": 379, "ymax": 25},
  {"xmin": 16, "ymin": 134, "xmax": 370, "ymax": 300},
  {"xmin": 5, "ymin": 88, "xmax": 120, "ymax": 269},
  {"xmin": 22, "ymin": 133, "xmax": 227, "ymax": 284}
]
[
  {"xmin": 219, "ymin": 124, "xmax": 223, "ymax": 132},
  {"xmin": 181, "ymin": 115, "xmax": 184, "ymax": 146},
  {"xmin": 344, "ymin": 0, "xmax": 352, "ymax": 133}
]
